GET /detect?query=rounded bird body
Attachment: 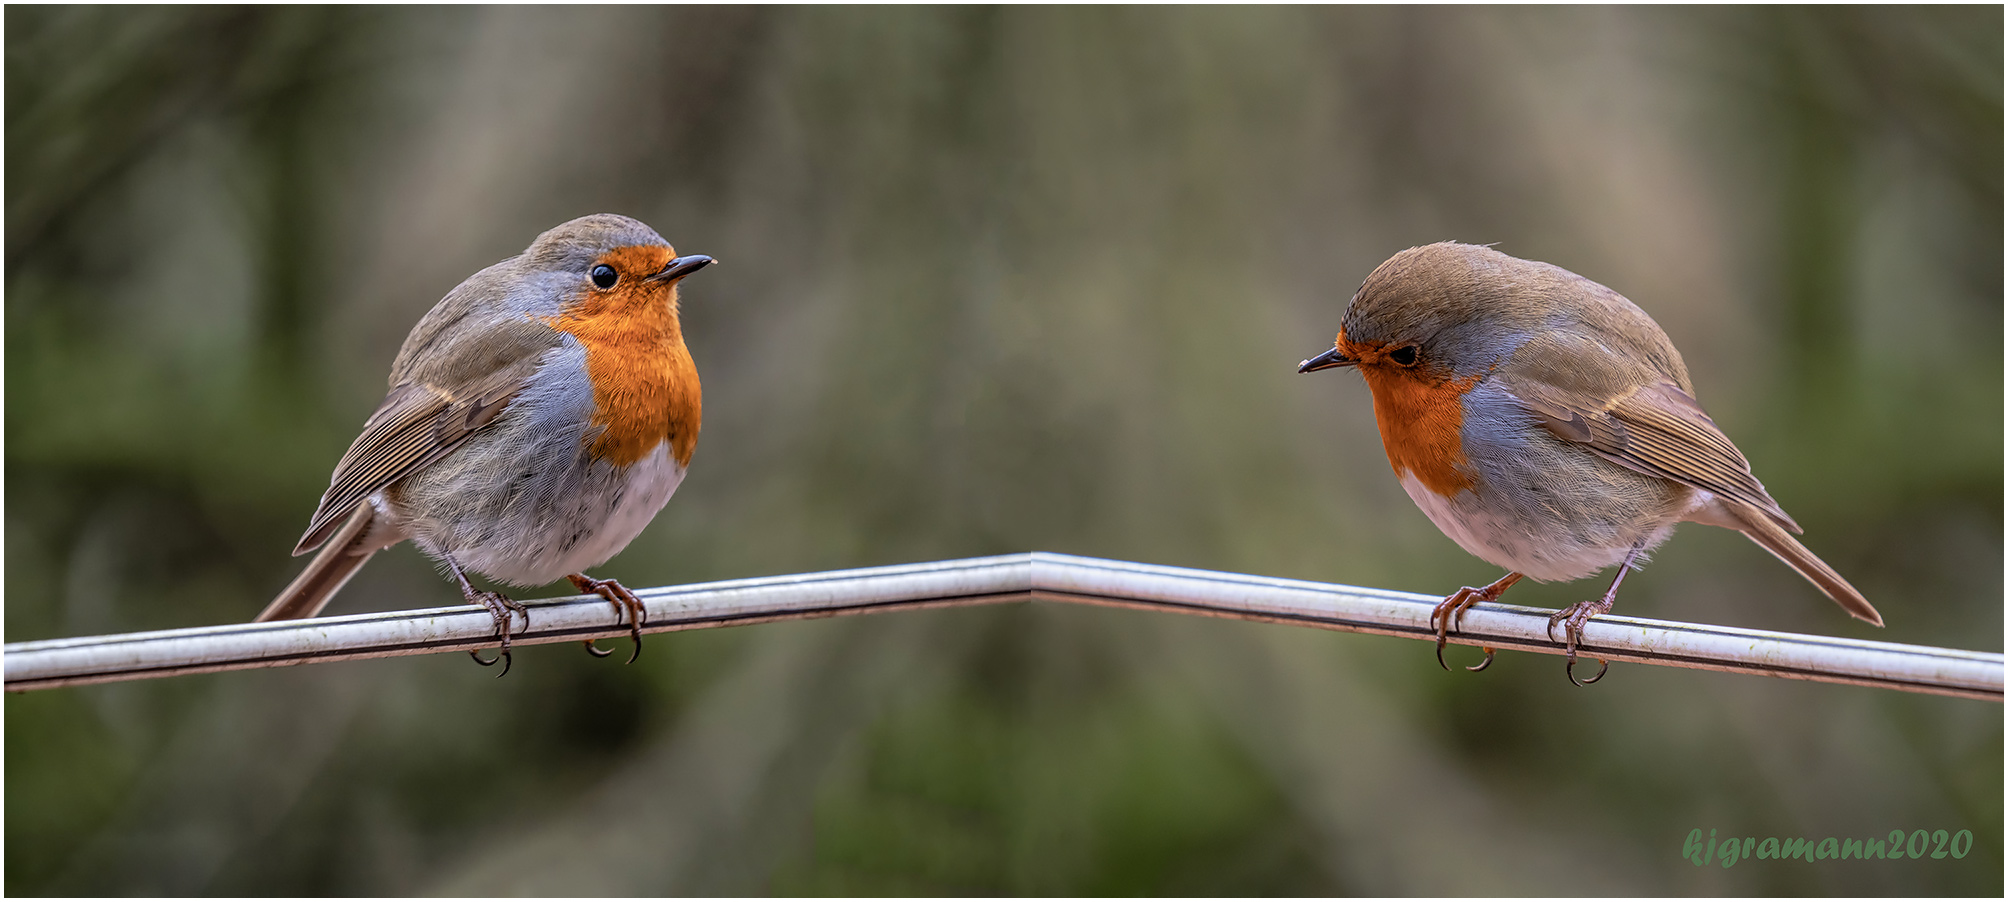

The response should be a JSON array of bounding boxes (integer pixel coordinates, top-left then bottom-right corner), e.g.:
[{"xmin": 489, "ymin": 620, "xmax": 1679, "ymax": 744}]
[
  {"xmin": 1301, "ymin": 242, "xmax": 1878, "ymax": 683},
  {"xmin": 261, "ymin": 213, "xmax": 715, "ymax": 672}
]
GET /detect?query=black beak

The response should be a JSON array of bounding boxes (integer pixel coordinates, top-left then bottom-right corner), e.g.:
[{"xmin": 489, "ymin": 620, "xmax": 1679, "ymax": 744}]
[
  {"xmin": 647, "ymin": 254, "xmax": 715, "ymax": 283},
  {"xmin": 1297, "ymin": 346, "xmax": 1355, "ymax": 374}
]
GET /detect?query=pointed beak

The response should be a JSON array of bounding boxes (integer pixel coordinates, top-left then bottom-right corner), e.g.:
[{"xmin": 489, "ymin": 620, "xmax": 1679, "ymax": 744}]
[
  {"xmin": 647, "ymin": 254, "xmax": 715, "ymax": 283},
  {"xmin": 1297, "ymin": 345, "xmax": 1355, "ymax": 374}
]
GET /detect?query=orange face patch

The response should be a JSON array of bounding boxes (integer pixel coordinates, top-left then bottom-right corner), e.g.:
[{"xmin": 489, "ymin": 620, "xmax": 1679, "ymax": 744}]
[
  {"xmin": 543, "ymin": 244, "xmax": 702, "ymax": 468},
  {"xmin": 1340, "ymin": 332, "xmax": 1477, "ymax": 497},
  {"xmin": 599, "ymin": 245, "xmax": 673, "ymax": 282}
]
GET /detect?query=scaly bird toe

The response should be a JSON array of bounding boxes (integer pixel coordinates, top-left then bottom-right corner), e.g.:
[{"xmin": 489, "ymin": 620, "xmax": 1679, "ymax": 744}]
[
  {"xmin": 467, "ymin": 589, "xmax": 527, "ymax": 678},
  {"xmin": 1430, "ymin": 572, "xmax": 1523, "ymax": 673},
  {"xmin": 1547, "ymin": 597, "xmax": 1613, "ymax": 687},
  {"xmin": 569, "ymin": 573, "xmax": 647, "ymax": 664}
]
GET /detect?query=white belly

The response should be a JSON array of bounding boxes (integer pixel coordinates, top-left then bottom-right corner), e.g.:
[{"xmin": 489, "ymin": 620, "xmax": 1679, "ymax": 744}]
[
  {"xmin": 446, "ymin": 441, "xmax": 687, "ymax": 586},
  {"xmin": 1398, "ymin": 472, "xmax": 1650, "ymax": 582},
  {"xmin": 551, "ymin": 441, "xmax": 687, "ymax": 576}
]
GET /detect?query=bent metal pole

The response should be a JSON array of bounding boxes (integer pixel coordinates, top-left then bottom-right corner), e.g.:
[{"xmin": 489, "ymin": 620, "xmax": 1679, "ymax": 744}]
[{"xmin": 4, "ymin": 553, "xmax": 2000, "ymax": 700}]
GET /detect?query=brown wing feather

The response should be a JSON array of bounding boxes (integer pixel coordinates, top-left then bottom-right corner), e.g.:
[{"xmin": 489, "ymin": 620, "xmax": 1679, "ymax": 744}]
[
  {"xmin": 1501, "ymin": 331, "xmax": 1799, "ymax": 534},
  {"xmin": 1516, "ymin": 378, "xmax": 1800, "ymax": 534},
  {"xmin": 294, "ymin": 359, "xmax": 537, "ymax": 554}
]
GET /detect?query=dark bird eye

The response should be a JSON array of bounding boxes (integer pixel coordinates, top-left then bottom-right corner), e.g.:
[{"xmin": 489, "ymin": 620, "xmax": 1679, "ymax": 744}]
[
  {"xmin": 590, "ymin": 264, "xmax": 618, "ymax": 289},
  {"xmin": 1388, "ymin": 345, "xmax": 1420, "ymax": 367}
]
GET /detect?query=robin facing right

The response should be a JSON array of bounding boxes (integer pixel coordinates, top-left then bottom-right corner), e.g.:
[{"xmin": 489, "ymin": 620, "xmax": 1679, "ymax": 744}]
[
  {"xmin": 257, "ymin": 214, "xmax": 713, "ymax": 674},
  {"xmin": 1299, "ymin": 242, "xmax": 1880, "ymax": 684}
]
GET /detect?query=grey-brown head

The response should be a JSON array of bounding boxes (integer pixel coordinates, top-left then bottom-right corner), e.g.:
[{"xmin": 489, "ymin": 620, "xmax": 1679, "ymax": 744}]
[
  {"xmin": 1296, "ymin": 241, "xmax": 1682, "ymax": 387},
  {"xmin": 520, "ymin": 213, "xmax": 712, "ymax": 289},
  {"xmin": 1299, "ymin": 242, "xmax": 1570, "ymax": 379}
]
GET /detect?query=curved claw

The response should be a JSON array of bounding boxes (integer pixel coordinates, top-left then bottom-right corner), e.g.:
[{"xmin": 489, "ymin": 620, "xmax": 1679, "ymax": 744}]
[
  {"xmin": 571, "ymin": 573, "xmax": 647, "ymax": 665},
  {"xmin": 582, "ymin": 638, "xmax": 615, "ymax": 658},
  {"xmin": 469, "ymin": 648, "xmax": 513, "ymax": 678},
  {"xmin": 1436, "ymin": 637, "xmax": 1494, "ymax": 673},
  {"xmin": 1431, "ymin": 573, "xmax": 1522, "ymax": 675},
  {"xmin": 1431, "ymin": 593, "xmax": 1463, "ymax": 672},
  {"xmin": 1566, "ymin": 656, "xmax": 1609, "ymax": 687}
]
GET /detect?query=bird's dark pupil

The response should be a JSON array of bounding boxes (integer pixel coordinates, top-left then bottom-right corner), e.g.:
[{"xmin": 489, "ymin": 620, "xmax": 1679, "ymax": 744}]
[
  {"xmin": 591, "ymin": 265, "xmax": 618, "ymax": 288},
  {"xmin": 1391, "ymin": 346, "xmax": 1418, "ymax": 365}
]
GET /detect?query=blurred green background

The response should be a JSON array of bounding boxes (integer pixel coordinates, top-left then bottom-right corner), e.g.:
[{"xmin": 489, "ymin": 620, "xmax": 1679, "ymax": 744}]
[{"xmin": 6, "ymin": 5, "xmax": 2000, "ymax": 895}]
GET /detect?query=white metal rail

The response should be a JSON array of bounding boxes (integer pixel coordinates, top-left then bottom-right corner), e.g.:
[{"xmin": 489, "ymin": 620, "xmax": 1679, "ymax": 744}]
[{"xmin": 4, "ymin": 553, "xmax": 2000, "ymax": 700}]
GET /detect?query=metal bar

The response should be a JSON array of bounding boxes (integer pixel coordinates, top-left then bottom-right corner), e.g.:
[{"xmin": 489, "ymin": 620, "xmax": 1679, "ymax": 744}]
[{"xmin": 5, "ymin": 553, "xmax": 1999, "ymax": 700}]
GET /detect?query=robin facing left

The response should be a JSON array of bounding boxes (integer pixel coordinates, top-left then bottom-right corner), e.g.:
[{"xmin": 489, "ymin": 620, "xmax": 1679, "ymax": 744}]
[
  {"xmin": 257, "ymin": 213, "xmax": 713, "ymax": 674},
  {"xmin": 1299, "ymin": 242, "xmax": 1880, "ymax": 684}
]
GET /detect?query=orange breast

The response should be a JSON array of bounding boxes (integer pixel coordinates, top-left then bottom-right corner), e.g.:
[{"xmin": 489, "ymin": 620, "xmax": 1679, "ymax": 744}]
[
  {"xmin": 543, "ymin": 247, "xmax": 701, "ymax": 468},
  {"xmin": 1357, "ymin": 366, "xmax": 1478, "ymax": 497}
]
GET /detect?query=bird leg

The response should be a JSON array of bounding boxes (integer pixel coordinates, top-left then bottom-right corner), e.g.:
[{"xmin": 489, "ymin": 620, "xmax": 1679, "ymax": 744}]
[
  {"xmin": 1546, "ymin": 540, "xmax": 1647, "ymax": 686},
  {"xmin": 569, "ymin": 573, "xmax": 646, "ymax": 664},
  {"xmin": 444, "ymin": 556, "xmax": 528, "ymax": 678},
  {"xmin": 1432, "ymin": 572, "xmax": 1523, "ymax": 672}
]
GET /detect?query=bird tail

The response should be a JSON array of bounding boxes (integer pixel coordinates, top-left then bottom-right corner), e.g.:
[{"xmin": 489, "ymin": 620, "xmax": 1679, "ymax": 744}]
[
  {"xmin": 256, "ymin": 501, "xmax": 384, "ymax": 622},
  {"xmin": 1725, "ymin": 502, "xmax": 1882, "ymax": 627}
]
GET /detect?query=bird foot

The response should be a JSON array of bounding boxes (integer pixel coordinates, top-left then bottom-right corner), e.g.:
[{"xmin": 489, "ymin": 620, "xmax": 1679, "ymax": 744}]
[
  {"xmin": 569, "ymin": 573, "xmax": 646, "ymax": 664},
  {"xmin": 1546, "ymin": 597, "xmax": 1613, "ymax": 686},
  {"xmin": 1430, "ymin": 572, "xmax": 1522, "ymax": 672},
  {"xmin": 466, "ymin": 590, "xmax": 530, "ymax": 678}
]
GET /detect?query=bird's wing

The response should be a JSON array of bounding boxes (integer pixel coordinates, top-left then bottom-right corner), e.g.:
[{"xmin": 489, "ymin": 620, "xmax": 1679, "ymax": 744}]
[
  {"xmin": 1501, "ymin": 332, "xmax": 1800, "ymax": 533},
  {"xmin": 294, "ymin": 318, "xmax": 561, "ymax": 553}
]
